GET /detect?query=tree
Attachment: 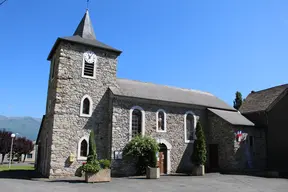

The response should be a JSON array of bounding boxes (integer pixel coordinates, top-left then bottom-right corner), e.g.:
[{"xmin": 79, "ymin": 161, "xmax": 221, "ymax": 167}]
[
  {"xmin": 22, "ymin": 139, "xmax": 34, "ymax": 162},
  {"xmin": 0, "ymin": 130, "xmax": 12, "ymax": 164},
  {"xmin": 81, "ymin": 129, "xmax": 101, "ymax": 174},
  {"xmin": 0, "ymin": 130, "xmax": 34, "ymax": 164},
  {"xmin": 14, "ymin": 137, "xmax": 26, "ymax": 162},
  {"xmin": 191, "ymin": 121, "xmax": 207, "ymax": 166},
  {"xmin": 233, "ymin": 91, "xmax": 243, "ymax": 110},
  {"xmin": 87, "ymin": 129, "xmax": 97, "ymax": 163}
]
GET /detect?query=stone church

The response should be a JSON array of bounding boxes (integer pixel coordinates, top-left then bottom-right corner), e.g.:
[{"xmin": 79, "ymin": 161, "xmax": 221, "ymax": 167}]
[{"xmin": 36, "ymin": 10, "xmax": 266, "ymax": 178}]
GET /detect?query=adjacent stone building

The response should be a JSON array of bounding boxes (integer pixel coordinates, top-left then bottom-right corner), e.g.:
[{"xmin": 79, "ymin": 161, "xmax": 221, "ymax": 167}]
[
  {"xmin": 36, "ymin": 10, "xmax": 266, "ymax": 178},
  {"xmin": 240, "ymin": 84, "xmax": 288, "ymax": 176}
]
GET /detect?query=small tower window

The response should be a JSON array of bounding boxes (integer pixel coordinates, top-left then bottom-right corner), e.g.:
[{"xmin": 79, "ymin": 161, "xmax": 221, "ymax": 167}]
[
  {"xmin": 77, "ymin": 136, "xmax": 89, "ymax": 160},
  {"xmin": 83, "ymin": 98, "xmax": 90, "ymax": 114},
  {"xmin": 80, "ymin": 95, "xmax": 93, "ymax": 117},
  {"xmin": 80, "ymin": 140, "xmax": 88, "ymax": 157},
  {"xmin": 50, "ymin": 56, "xmax": 56, "ymax": 80}
]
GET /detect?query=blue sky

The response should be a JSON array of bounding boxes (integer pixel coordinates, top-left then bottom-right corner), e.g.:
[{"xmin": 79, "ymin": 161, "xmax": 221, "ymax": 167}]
[{"xmin": 1, "ymin": 0, "xmax": 288, "ymax": 118}]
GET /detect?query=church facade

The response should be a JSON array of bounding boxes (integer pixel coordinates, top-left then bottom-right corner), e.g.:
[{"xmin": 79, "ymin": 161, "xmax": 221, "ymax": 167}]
[{"xmin": 36, "ymin": 10, "xmax": 266, "ymax": 178}]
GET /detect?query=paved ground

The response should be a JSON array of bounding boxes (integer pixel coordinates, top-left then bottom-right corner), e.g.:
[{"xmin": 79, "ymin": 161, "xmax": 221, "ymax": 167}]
[{"xmin": 1, "ymin": 173, "xmax": 288, "ymax": 192}]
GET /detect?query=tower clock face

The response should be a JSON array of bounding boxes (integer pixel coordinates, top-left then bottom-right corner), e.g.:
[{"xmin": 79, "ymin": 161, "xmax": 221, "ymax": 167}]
[{"xmin": 84, "ymin": 51, "xmax": 97, "ymax": 63}]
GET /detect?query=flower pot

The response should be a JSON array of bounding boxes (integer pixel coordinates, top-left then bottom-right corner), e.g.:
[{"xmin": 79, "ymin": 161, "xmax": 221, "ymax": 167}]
[
  {"xmin": 192, "ymin": 165, "xmax": 205, "ymax": 176},
  {"xmin": 85, "ymin": 169, "xmax": 111, "ymax": 183},
  {"xmin": 146, "ymin": 166, "xmax": 160, "ymax": 179}
]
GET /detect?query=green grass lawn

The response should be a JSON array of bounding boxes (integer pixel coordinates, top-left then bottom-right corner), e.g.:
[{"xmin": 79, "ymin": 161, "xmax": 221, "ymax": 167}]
[{"xmin": 0, "ymin": 164, "xmax": 34, "ymax": 171}]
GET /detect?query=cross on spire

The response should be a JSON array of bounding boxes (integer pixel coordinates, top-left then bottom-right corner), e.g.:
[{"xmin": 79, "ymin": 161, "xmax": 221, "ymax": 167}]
[{"xmin": 87, "ymin": 0, "xmax": 90, "ymax": 10}]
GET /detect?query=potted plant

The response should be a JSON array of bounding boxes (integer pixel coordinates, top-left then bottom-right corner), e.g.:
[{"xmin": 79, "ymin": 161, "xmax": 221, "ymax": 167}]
[
  {"xmin": 123, "ymin": 135, "xmax": 160, "ymax": 179},
  {"xmin": 80, "ymin": 130, "xmax": 111, "ymax": 183},
  {"xmin": 146, "ymin": 150, "xmax": 160, "ymax": 179},
  {"xmin": 191, "ymin": 121, "xmax": 207, "ymax": 176}
]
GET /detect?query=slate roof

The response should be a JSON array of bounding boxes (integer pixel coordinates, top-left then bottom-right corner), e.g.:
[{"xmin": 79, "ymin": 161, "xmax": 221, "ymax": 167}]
[
  {"xmin": 73, "ymin": 10, "xmax": 96, "ymax": 40},
  {"xmin": 208, "ymin": 108, "xmax": 254, "ymax": 126},
  {"xmin": 110, "ymin": 78, "xmax": 236, "ymax": 111},
  {"xmin": 239, "ymin": 84, "xmax": 288, "ymax": 114},
  {"xmin": 47, "ymin": 10, "xmax": 121, "ymax": 60}
]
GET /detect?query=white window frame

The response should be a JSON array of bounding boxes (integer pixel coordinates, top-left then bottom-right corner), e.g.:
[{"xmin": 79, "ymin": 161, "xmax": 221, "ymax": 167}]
[
  {"xmin": 184, "ymin": 111, "xmax": 197, "ymax": 143},
  {"xmin": 81, "ymin": 54, "xmax": 97, "ymax": 79},
  {"xmin": 80, "ymin": 95, "xmax": 93, "ymax": 117},
  {"xmin": 129, "ymin": 106, "xmax": 145, "ymax": 141},
  {"xmin": 156, "ymin": 109, "xmax": 167, "ymax": 132},
  {"xmin": 77, "ymin": 136, "xmax": 89, "ymax": 161}
]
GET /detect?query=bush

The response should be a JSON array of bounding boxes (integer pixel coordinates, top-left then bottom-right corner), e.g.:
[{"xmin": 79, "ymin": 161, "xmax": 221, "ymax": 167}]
[
  {"xmin": 81, "ymin": 161, "xmax": 101, "ymax": 173},
  {"xmin": 99, "ymin": 159, "xmax": 111, "ymax": 169},
  {"xmin": 123, "ymin": 135, "xmax": 159, "ymax": 175},
  {"xmin": 191, "ymin": 121, "xmax": 207, "ymax": 166}
]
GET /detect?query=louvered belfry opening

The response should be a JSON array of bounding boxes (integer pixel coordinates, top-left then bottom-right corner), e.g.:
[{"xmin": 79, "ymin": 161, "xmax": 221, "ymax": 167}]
[{"xmin": 84, "ymin": 61, "xmax": 94, "ymax": 77}]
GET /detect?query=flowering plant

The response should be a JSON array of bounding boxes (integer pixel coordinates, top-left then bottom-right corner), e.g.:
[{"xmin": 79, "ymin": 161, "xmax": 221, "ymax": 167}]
[{"xmin": 81, "ymin": 160, "xmax": 101, "ymax": 173}]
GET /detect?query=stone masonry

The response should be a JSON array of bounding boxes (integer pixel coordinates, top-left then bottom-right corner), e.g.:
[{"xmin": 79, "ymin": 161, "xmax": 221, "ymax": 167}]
[
  {"xmin": 208, "ymin": 111, "xmax": 266, "ymax": 171},
  {"xmin": 39, "ymin": 41, "xmax": 120, "ymax": 178},
  {"xmin": 111, "ymin": 96, "xmax": 208, "ymax": 176}
]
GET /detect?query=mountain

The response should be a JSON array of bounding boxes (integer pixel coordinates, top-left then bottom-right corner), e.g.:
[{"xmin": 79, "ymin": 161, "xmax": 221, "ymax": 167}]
[{"xmin": 0, "ymin": 115, "xmax": 41, "ymax": 141}]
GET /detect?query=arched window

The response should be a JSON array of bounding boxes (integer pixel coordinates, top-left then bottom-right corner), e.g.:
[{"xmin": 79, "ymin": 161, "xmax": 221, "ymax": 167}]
[
  {"xmin": 80, "ymin": 95, "xmax": 93, "ymax": 117},
  {"xmin": 156, "ymin": 109, "xmax": 166, "ymax": 132},
  {"xmin": 83, "ymin": 98, "xmax": 90, "ymax": 114},
  {"xmin": 80, "ymin": 140, "xmax": 88, "ymax": 157},
  {"xmin": 77, "ymin": 136, "xmax": 89, "ymax": 160},
  {"xmin": 132, "ymin": 109, "xmax": 142, "ymax": 137},
  {"xmin": 184, "ymin": 111, "xmax": 196, "ymax": 143},
  {"xmin": 129, "ymin": 106, "xmax": 145, "ymax": 140}
]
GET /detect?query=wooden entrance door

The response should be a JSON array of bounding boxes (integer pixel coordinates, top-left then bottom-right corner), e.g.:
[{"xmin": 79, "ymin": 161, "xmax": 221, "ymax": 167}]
[
  {"xmin": 209, "ymin": 144, "xmax": 219, "ymax": 171},
  {"xmin": 158, "ymin": 152, "xmax": 165, "ymax": 174},
  {"xmin": 158, "ymin": 143, "xmax": 167, "ymax": 174}
]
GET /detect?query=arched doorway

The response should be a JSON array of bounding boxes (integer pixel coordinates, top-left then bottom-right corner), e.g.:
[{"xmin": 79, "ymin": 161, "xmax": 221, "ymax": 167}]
[
  {"xmin": 156, "ymin": 138, "xmax": 172, "ymax": 174},
  {"xmin": 158, "ymin": 144, "xmax": 167, "ymax": 174}
]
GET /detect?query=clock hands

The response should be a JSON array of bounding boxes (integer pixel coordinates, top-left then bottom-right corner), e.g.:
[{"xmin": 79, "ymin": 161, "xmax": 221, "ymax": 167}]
[{"xmin": 84, "ymin": 51, "xmax": 96, "ymax": 63}]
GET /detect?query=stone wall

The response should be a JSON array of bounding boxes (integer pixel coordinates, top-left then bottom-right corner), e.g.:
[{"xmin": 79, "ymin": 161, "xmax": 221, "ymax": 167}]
[
  {"xmin": 36, "ymin": 115, "xmax": 53, "ymax": 177},
  {"xmin": 45, "ymin": 41, "xmax": 119, "ymax": 178},
  {"xmin": 208, "ymin": 111, "xmax": 266, "ymax": 172},
  {"xmin": 111, "ymin": 96, "xmax": 208, "ymax": 176},
  {"xmin": 36, "ymin": 44, "xmax": 61, "ymax": 177}
]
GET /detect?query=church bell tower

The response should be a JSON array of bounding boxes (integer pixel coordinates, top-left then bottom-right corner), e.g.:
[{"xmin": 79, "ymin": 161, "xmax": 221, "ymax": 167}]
[{"xmin": 38, "ymin": 9, "xmax": 122, "ymax": 177}]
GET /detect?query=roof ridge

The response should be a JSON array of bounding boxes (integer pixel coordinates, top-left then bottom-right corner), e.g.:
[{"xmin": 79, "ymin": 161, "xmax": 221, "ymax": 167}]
[
  {"xmin": 250, "ymin": 83, "xmax": 288, "ymax": 94},
  {"xmin": 116, "ymin": 78, "xmax": 214, "ymax": 96}
]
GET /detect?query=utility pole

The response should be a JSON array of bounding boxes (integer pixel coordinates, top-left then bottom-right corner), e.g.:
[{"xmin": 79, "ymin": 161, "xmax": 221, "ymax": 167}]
[{"xmin": 8, "ymin": 133, "xmax": 15, "ymax": 169}]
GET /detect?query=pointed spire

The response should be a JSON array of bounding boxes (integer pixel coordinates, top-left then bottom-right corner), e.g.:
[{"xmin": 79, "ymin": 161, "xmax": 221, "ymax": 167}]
[{"xmin": 73, "ymin": 10, "xmax": 96, "ymax": 40}]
